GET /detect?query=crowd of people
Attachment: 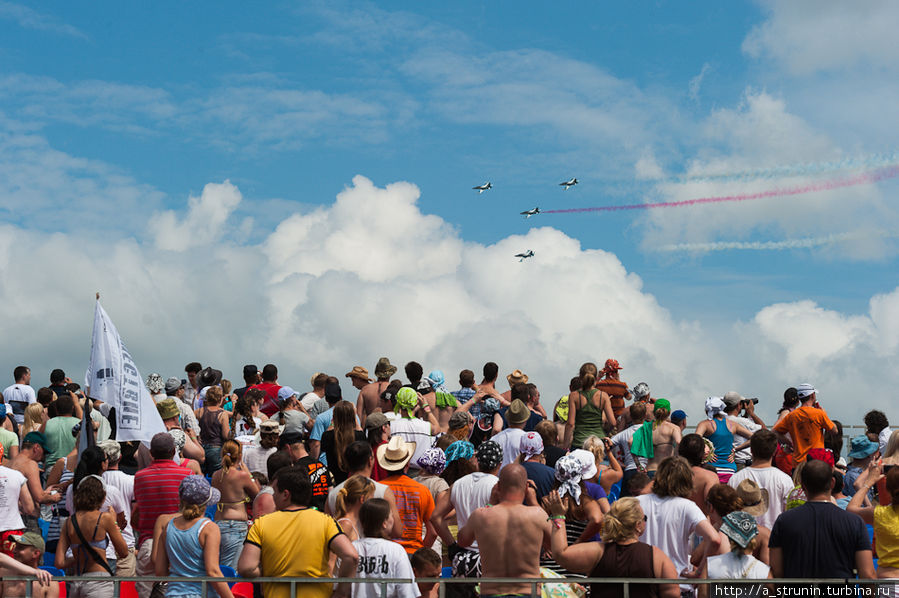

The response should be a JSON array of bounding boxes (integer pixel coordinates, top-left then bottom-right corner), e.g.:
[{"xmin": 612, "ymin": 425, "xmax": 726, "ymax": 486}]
[{"xmin": 0, "ymin": 358, "xmax": 896, "ymax": 598}]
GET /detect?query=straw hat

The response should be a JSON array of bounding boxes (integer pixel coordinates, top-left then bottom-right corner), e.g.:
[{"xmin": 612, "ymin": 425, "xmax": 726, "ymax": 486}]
[{"xmin": 376, "ymin": 436, "xmax": 417, "ymax": 472}]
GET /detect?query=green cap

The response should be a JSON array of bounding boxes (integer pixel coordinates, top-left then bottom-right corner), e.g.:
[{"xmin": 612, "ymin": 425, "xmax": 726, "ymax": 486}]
[
  {"xmin": 22, "ymin": 431, "xmax": 48, "ymax": 451},
  {"xmin": 10, "ymin": 531, "xmax": 45, "ymax": 552}
]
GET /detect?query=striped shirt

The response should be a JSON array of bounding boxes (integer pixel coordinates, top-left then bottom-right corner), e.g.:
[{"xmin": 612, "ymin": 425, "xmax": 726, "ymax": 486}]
[
  {"xmin": 452, "ymin": 387, "xmax": 479, "ymax": 418},
  {"xmin": 133, "ymin": 459, "xmax": 191, "ymax": 547}
]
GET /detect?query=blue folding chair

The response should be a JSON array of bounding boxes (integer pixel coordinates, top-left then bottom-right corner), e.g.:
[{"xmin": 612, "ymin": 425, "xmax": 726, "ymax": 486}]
[
  {"xmin": 39, "ymin": 566, "xmax": 64, "ymax": 577},
  {"xmin": 220, "ymin": 565, "xmax": 238, "ymax": 587}
]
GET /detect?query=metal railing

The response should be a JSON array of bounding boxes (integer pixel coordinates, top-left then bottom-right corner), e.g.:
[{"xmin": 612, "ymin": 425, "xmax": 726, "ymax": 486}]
[{"xmin": 10, "ymin": 574, "xmax": 899, "ymax": 598}]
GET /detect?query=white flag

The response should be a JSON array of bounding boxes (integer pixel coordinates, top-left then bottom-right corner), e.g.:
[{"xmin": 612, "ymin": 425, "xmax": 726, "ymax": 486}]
[{"xmin": 87, "ymin": 300, "xmax": 166, "ymax": 443}]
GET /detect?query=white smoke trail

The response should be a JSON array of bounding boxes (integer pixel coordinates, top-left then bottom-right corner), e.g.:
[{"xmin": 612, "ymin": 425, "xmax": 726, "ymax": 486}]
[
  {"xmin": 655, "ymin": 230, "xmax": 895, "ymax": 253},
  {"xmin": 643, "ymin": 152, "xmax": 899, "ymax": 184}
]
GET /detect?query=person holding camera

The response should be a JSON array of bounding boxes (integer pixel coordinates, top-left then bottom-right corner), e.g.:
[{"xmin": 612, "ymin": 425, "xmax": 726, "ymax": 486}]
[{"xmin": 722, "ymin": 392, "xmax": 766, "ymax": 470}]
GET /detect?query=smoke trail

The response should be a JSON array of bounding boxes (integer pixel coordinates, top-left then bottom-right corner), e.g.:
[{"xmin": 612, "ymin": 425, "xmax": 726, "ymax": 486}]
[
  {"xmin": 545, "ymin": 166, "xmax": 899, "ymax": 215},
  {"xmin": 652, "ymin": 152, "xmax": 899, "ymax": 184},
  {"xmin": 655, "ymin": 230, "xmax": 894, "ymax": 253}
]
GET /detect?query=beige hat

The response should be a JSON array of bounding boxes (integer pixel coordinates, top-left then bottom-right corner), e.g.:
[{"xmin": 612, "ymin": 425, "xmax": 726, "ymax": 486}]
[
  {"xmin": 156, "ymin": 398, "xmax": 180, "ymax": 421},
  {"xmin": 376, "ymin": 436, "xmax": 417, "ymax": 472},
  {"xmin": 734, "ymin": 479, "xmax": 769, "ymax": 518},
  {"xmin": 507, "ymin": 399, "xmax": 531, "ymax": 425},
  {"xmin": 346, "ymin": 366, "xmax": 371, "ymax": 382},
  {"xmin": 506, "ymin": 369, "xmax": 529, "ymax": 386}
]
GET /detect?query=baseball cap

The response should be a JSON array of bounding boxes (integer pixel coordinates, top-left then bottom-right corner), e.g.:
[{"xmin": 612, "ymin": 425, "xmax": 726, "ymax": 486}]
[
  {"xmin": 22, "ymin": 432, "xmax": 48, "ymax": 451},
  {"xmin": 164, "ymin": 377, "xmax": 184, "ymax": 394},
  {"xmin": 365, "ymin": 412, "xmax": 389, "ymax": 430},
  {"xmin": 670, "ymin": 410, "xmax": 687, "ymax": 424},
  {"xmin": 722, "ymin": 391, "xmax": 745, "ymax": 409},
  {"xmin": 796, "ymin": 383, "xmax": 816, "ymax": 399},
  {"xmin": 278, "ymin": 429, "xmax": 306, "ymax": 447},
  {"xmin": 10, "ymin": 531, "xmax": 45, "ymax": 553}
]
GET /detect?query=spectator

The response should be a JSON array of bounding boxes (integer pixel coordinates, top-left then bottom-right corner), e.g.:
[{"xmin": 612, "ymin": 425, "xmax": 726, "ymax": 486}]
[
  {"xmin": 211, "ymin": 440, "xmax": 259, "ymax": 569},
  {"xmin": 610, "ymin": 402, "xmax": 650, "ymax": 495},
  {"xmin": 98, "ymin": 439, "xmax": 136, "ymax": 576},
  {"xmin": 250, "ymin": 364, "xmax": 282, "ymax": 417},
  {"xmin": 679, "ymin": 434, "xmax": 719, "ymax": 515},
  {"xmin": 377, "ymin": 436, "xmax": 437, "ymax": 554},
  {"xmin": 4, "ymin": 532, "xmax": 57, "ymax": 598},
  {"xmin": 727, "ymin": 429, "xmax": 794, "ymax": 530},
  {"xmin": 320, "ymin": 401, "xmax": 366, "ymax": 484},
  {"xmin": 451, "ymin": 369, "xmax": 478, "ymax": 419},
  {"xmin": 411, "ymin": 547, "xmax": 441, "ymax": 598},
  {"xmin": 535, "ymin": 420, "xmax": 566, "ymax": 469},
  {"xmin": 636, "ymin": 457, "xmax": 721, "ymax": 589},
  {"xmin": 43, "ymin": 394, "xmax": 79, "ymax": 472},
  {"xmin": 519, "ymin": 432, "xmax": 556, "ymax": 500},
  {"xmin": 389, "ymin": 388, "xmax": 442, "ymax": 472},
  {"xmin": 596, "ymin": 358, "xmax": 630, "ymax": 424},
  {"xmin": 0, "ymin": 444, "xmax": 31, "ymax": 556},
  {"xmin": 233, "ymin": 365, "xmax": 259, "ymax": 401},
  {"xmin": 184, "ymin": 362, "xmax": 202, "ymax": 409},
  {"xmin": 333, "ymin": 475, "xmax": 375, "ymax": 543},
  {"xmin": 491, "ymin": 398, "xmax": 530, "ymax": 468},
  {"xmin": 772, "ymin": 384, "xmax": 837, "ymax": 466},
  {"xmin": 11, "ymin": 432, "xmax": 61, "ymax": 511},
  {"xmin": 309, "ymin": 380, "xmax": 347, "ymax": 461},
  {"xmin": 769, "ymin": 459, "xmax": 874, "ymax": 579},
  {"xmin": 355, "ymin": 358, "xmax": 396, "ymax": 421},
  {"xmin": 547, "ymin": 493, "xmax": 679, "ymax": 598},
  {"xmin": 151, "ymin": 475, "xmax": 233, "ymax": 598},
  {"xmin": 278, "ymin": 429, "xmax": 331, "ymax": 511},
  {"xmin": 365, "ymin": 412, "xmax": 392, "ymax": 481},
  {"xmin": 630, "ymin": 399, "xmax": 682, "ymax": 476},
  {"xmin": 352, "ymin": 498, "xmax": 419, "ymax": 598},
  {"xmin": 457, "ymin": 464, "xmax": 548, "ymax": 598},
  {"xmin": 695, "ymin": 397, "xmax": 753, "ymax": 484},
  {"xmin": 583, "ymin": 435, "xmax": 623, "ymax": 495},
  {"xmin": 56, "ymin": 475, "xmax": 128, "ymax": 598},
  {"xmin": 165, "ymin": 377, "xmax": 200, "ymax": 438},
  {"xmin": 196, "ymin": 386, "xmax": 231, "ymax": 475},
  {"xmin": 3, "ymin": 366, "xmax": 35, "ymax": 426},
  {"xmin": 242, "ymin": 419, "xmax": 280, "ymax": 475},
  {"xmin": 847, "ymin": 463, "xmax": 899, "ymax": 585},
  {"xmin": 864, "ymin": 409, "xmax": 891, "ymax": 454},
  {"xmin": 156, "ymin": 398, "xmax": 204, "ymax": 473},
  {"xmin": 238, "ymin": 466, "xmax": 359, "ymax": 598},
  {"xmin": 133, "ymin": 433, "xmax": 192, "ymax": 598},
  {"xmin": 565, "ymin": 363, "xmax": 615, "ymax": 449},
  {"xmin": 843, "ymin": 436, "xmax": 880, "ymax": 499},
  {"xmin": 722, "ymin": 391, "xmax": 765, "ymax": 469},
  {"xmin": 702, "ymin": 511, "xmax": 771, "ymax": 596}
]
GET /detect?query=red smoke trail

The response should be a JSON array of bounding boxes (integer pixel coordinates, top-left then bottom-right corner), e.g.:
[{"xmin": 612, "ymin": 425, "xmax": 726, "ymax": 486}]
[{"xmin": 544, "ymin": 165, "xmax": 899, "ymax": 214}]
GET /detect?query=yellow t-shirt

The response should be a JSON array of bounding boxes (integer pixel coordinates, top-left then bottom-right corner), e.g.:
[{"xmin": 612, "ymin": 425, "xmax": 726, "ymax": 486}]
[
  {"xmin": 245, "ymin": 508, "xmax": 343, "ymax": 598},
  {"xmin": 874, "ymin": 505, "xmax": 899, "ymax": 569}
]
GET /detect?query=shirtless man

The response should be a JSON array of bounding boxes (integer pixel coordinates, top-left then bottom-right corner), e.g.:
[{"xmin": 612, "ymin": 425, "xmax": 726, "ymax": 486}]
[
  {"xmin": 631, "ymin": 399, "xmax": 682, "ymax": 475},
  {"xmin": 678, "ymin": 434, "xmax": 719, "ymax": 514},
  {"xmin": 457, "ymin": 464, "xmax": 550, "ymax": 598},
  {"xmin": 0, "ymin": 532, "xmax": 55, "ymax": 598},
  {"xmin": 478, "ymin": 362, "xmax": 509, "ymax": 407},
  {"xmin": 356, "ymin": 358, "xmax": 396, "ymax": 420},
  {"xmin": 11, "ymin": 433, "xmax": 61, "ymax": 508}
]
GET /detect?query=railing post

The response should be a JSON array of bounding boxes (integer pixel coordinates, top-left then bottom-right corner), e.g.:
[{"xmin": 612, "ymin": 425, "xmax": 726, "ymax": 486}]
[
  {"xmin": 290, "ymin": 579, "xmax": 296, "ymax": 598},
  {"xmin": 622, "ymin": 578, "xmax": 630, "ymax": 598},
  {"xmin": 380, "ymin": 579, "xmax": 388, "ymax": 598}
]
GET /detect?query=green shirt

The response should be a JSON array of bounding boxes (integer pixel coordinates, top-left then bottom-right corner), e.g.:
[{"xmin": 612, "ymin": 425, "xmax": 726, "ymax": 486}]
[
  {"xmin": 0, "ymin": 427, "xmax": 17, "ymax": 459},
  {"xmin": 44, "ymin": 416, "xmax": 80, "ymax": 469}
]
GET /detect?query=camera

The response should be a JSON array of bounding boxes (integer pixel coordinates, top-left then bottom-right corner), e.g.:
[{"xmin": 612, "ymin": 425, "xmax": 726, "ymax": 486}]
[{"xmin": 741, "ymin": 398, "xmax": 759, "ymax": 406}]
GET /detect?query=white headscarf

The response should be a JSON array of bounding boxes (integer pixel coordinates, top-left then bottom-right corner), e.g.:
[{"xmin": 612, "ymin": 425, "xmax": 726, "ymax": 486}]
[{"xmin": 705, "ymin": 396, "xmax": 726, "ymax": 420}]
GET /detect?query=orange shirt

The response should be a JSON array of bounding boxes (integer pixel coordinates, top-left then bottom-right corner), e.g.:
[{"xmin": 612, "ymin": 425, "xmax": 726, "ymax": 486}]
[
  {"xmin": 597, "ymin": 378, "xmax": 629, "ymax": 417},
  {"xmin": 773, "ymin": 405, "xmax": 835, "ymax": 464},
  {"xmin": 381, "ymin": 473, "xmax": 435, "ymax": 554}
]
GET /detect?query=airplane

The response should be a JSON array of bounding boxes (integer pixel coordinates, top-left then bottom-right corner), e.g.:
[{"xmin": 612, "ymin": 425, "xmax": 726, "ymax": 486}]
[
  {"xmin": 559, "ymin": 178, "xmax": 578, "ymax": 189},
  {"xmin": 472, "ymin": 182, "xmax": 492, "ymax": 193},
  {"xmin": 520, "ymin": 207, "xmax": 540, "ymax": 218},
  {"xmin": 515, "ymin": 250, "xmax": 535, "ymax": 261}
]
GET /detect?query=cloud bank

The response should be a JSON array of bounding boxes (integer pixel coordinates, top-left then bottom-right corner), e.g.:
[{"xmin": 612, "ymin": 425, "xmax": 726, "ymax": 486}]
[{"xmin": 0, "ymin": 173, "xmax": 896, "ymax": 425}]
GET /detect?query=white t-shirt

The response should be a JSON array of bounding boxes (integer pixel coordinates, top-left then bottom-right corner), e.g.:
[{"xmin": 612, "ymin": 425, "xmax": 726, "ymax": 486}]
[
  {"xmin": 451, "ymin": 472, "xmax": 497, "ymax": 550},
  {"xmin": 2, "ymin": 384, "xmax": 36, "ymax": 425},
  {"xmin": 491, "ymin": 428, "xmax": 525, "ymax": 469},
  {"xmin": 0, "ymin": 466, "xmax": 26, "ymax": 531},
  {"xmin": 727, "ymin": 466, "xmax": 794, "ymax": 530},
  {"xmin": 235, "ymin": 416, "xmax": 262, "ymax": 437},
  {"xmin": 327, "ymin": 477, "xmax": 389, "ymax": 514},
  {"xmin": 300, "ymin": 392, "xmax": 321, "ymax": 411},
  {"xmin": 727, "ymin": 415, "xmax": 761, "ymax": 462},
  {"xmin": 610, "ymin": 424, "xmax": 647, "ymax": 472},
  {"xmin": 390, "ymin": 418, "xmax": 432, "ymax": 470},
  {"xmin": 352, "ymin": 537, "xmax": 420, "ymax": 598},
  {"xmin": 707, "ymin": 552, "xmax": 770, "ymax": 596},
  {"xmin": 242, "ymin": 445, "xmax": 277, "ymax": 477},
  {"xmin": 637, "ymin": 493, "xmax": 707, "ymax": 579},
  {"xmin": 102, "ymin": 470, "xmax": 135, "ymax": 548},
  {"xmin": 880, "ymin": 427, "xmax": 893, "ymax": 455}
]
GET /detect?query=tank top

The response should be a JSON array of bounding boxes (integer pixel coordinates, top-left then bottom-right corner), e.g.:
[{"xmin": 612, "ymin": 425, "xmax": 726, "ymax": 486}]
[
  {"xmin": 874, "ymin": 505, "xmax": 899, "ymax": 568},
  {"xmin": 199, "ymin": 409, "xmax": 225, "ymax": 447},
  {"xmin": 165, "ymin": 517, "xmax": 214, "ymax": 597},
  {"xmin": 589, "ymin": 542, "xmax": 657, "ymax": 598},
  {"xmin": 572, "ymin": 389, "xmax": 605, "ymax": 447},
  {"xmin": 708, "ymin": 418, "xmax": 736, "ymax": 472}
]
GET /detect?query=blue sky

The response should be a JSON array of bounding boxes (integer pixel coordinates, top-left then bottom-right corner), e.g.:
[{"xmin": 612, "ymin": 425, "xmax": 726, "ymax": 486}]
[{"xmin": 2, "ymin": 1, "xmax": 898, "ymax": 424}]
